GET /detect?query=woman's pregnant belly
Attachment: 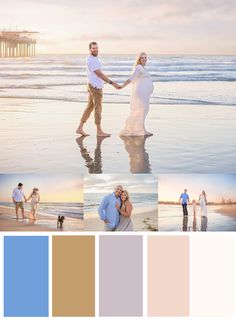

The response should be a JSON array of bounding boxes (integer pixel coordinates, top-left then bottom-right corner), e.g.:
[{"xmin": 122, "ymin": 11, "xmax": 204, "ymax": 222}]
[{"xmin": 134, "ymin": 77, "xmax": 154, "ymax": 98}]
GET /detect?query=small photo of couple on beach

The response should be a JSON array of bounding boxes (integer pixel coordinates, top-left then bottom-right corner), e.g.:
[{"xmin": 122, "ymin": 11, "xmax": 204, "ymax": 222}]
[
  {"xmin": 84, "ymin": 174, "xmax": 158, "ymax": 231},
  {"xmin": 0, "ymin": 174, "xmax": 84, "ymax": 231},
  {"xmin": 158, "ymin": 174, "xmax": 236, "ymax": 231}
]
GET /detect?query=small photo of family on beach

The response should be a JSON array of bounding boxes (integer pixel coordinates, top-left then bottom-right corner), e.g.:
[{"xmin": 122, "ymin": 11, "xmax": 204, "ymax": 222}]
[
  {"xmin": 158, "ymin": 174, "xmax": 236, "ymax": 231},
  {"xmin": 84, "ymin": 174, "xmax": 158, "ymax": 231},
  {"xmin": 0, "ymin": 174, "xmax": 84, "ymax": 231}
]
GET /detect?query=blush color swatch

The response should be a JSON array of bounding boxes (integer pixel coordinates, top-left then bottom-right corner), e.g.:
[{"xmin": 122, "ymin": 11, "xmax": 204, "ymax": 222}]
[
  {"xmin": 52, "ymin": 236, "xmax": 95, "ymax": 316},
  {"xmin": 99, "ymin": 235, "xmax": 143, "ymax": 316},
  {"xmin": 4, "ymin": 236, "xmax": 49, "ymax": 317},
  {"xmin": 148, "ymin": 236, "xmax": 190, "ymax": 316},
  {"xmin": 191, "ymin": 235, "xmax": 234, "ymax": 316}
]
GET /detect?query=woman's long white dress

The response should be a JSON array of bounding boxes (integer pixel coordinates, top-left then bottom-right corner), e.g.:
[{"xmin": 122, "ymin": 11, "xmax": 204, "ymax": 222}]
[
  {"xmin": 31, "ymin": 194, "xmax": 39, "ymax": 211},
  {"xmin": 120, "ymin": 64, "xmax": 154, "ymax": 136},
  {"xmin": 199, "ymin": 194, "xmax": 207, "ymax": 217}
]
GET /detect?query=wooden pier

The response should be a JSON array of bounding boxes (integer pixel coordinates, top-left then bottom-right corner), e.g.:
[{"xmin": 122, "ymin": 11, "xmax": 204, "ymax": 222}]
[{"xmin": 0, "ymin": 30, "xmax": 39, "ymax": 58}]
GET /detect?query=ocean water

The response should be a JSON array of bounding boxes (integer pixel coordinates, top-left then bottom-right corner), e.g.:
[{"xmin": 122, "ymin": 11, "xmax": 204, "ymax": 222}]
[
  {"xmin": 158, "ymin": 204, "xmax": 236, "ymax": 231},
  {"xmin": 0, "ymin": 201, "xmax": 83, "ymax": 219},
  {"xmin": 0, "ymin": 54, "xmax": 236, "ymax": 106},
  {"xmin": 84, "ymin": 192, "xmax": 158, "ymax": 214}
]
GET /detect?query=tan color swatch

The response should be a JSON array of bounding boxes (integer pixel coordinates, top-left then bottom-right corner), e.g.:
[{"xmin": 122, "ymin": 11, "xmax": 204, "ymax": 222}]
[
  {"xmin": 148, "ymin": 236, "xmax": 189, "ymax": 316},
  {"xmin": 52, "ymin": 236, "xmax": 95, "ymax": 316}
]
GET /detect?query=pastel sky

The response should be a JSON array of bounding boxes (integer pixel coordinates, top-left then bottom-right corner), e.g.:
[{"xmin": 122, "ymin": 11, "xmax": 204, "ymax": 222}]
[
  {"xmin": 1, "ymin": 0, "xmax": 236, "ymax": 54},
  {"xmin": 0, "ymin": 174, "xmax": 83, "ymax": 202},
  {"xmin": 158, "ymin": 174, "xmax": 236, "ymax": 202},
  {"xmin": 85, "ymin": 174, "xmax": 157, "ymax": 194}
]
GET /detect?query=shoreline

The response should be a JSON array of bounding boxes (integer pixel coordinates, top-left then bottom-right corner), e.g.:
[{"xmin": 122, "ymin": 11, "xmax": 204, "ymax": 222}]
[
  {"xmin": 85, "ymin": 206, "xmax": 158, "ymax": 231},
  {"xmin": 215, "ymin": 205, "xmax": 236, "ymax": 219},
  {"xmin": 0, "ymin": 205, "xmax": 83, "ymax": 231}
]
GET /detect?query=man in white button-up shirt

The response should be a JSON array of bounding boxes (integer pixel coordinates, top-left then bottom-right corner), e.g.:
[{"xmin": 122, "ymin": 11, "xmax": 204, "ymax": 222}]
[
  {"xmin": 76, "ymin": 42, "xmax": 120, "ymax": 137},
  {"xmin": 12, "ymin": 183, "xmax": 27, "ymax": 219}
]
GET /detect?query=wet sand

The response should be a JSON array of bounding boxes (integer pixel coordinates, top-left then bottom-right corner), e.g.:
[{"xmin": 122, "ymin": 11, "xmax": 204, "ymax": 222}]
[
  {"xmin": 158, "ymin": 204, "xmax": 236, "ymax": 231},
  {"xmin": 84, "ymin": 206, "xmax": 158, "ymax": 231},
  {"xmin": 215, "ymin": 205, "xmax": 236, "ymax": 219},
  {"xmin": 0, "ymin": 206, "xmax": 83, "ymax": 231},
  {"xmin": 0, "ymin": 98, "xmax": 236, "ymax": 173}
]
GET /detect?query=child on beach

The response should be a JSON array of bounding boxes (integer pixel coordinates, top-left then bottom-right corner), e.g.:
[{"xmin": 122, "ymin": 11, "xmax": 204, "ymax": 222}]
[
  {"xmin": 192, "ymin": 199, "xmax": 197, "ymax": 216},
  {"xmin": 27, "ymin": 188, "xmax": 40, "ymax": 221}
]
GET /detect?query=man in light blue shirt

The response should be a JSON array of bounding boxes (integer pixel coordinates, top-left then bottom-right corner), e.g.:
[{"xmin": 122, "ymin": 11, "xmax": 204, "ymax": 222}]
[
  {"xmin": 98, "ymin": 185, "xmax": 123, "ymax": 231},
  {"xmin": 179, "ymin": 189, "xmax": 190, "ymax": 216}
]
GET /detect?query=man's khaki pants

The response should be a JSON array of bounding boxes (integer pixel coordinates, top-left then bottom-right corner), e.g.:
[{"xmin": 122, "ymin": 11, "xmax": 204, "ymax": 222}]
[{"xmin": 81, "ymin": 83, "xmax": 103, "ymax": 125}]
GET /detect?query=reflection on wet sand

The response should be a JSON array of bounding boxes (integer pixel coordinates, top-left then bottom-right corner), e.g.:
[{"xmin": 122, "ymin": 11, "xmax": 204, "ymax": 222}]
[
  {"xmin": 119, "ymin": 136, "xmax": 151, "ymax": 173},
  {"xmin": 201, "ymin": 216, "xmax": 208, "ymax": 231},
  {"xmin": 181, "ymin": 214, "xmax": 208, "ymax": 231},
  {"xmin": 182, "ymin": 215, "xmax": 188, "ymax": 231},
  {"xmin": 76, "ymin": 136, "xmax": 108, "ymax": 173},
  {"xmin": 193, "ymin": 215, "xmax": 197, "ymax": 231}
]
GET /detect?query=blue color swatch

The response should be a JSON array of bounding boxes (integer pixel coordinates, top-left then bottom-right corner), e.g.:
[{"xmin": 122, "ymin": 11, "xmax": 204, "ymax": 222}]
[{"xmin": 4, "ymin": 236, "xmax": 49, "ymax": 317}]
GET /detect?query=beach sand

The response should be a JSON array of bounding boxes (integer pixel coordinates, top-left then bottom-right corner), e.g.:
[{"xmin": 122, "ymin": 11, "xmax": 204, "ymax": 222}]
[
  {"xmin": 84, "ymin": 206, "xmax": 158, "ymax": 231},
  {"xmin": 0, "ymin": 98, "xmax": 236, "ymax": 173},
  {"xmin": 0, "ymin": 206, "xmax": 83, "ymax": 231},
  {"xmin": 215, "ymin": 205, "xmax": 236, "ymax": 219}
]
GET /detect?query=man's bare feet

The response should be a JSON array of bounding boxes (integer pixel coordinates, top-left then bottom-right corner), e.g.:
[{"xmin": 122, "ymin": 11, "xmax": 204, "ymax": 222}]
[
  {"xmin": 97, "ymin": 132, "xmax": 111, "ymax": 137},
  {"xmin": 76, "ymin": 128, "xmax": 90, "ymax": 136}
]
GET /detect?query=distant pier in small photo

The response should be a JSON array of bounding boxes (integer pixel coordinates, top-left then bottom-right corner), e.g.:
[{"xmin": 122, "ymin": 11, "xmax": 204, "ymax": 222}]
[{"xmin": 0, "ymin": 30, "xmax": 39, "ymax": 58}]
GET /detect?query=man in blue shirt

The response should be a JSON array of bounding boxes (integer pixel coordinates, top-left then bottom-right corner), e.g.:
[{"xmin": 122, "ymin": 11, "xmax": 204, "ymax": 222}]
[
  {"xmin": 98, "ymin": 185, "xmax": 123, "ymax": 231},
  {"xmin": 179, "ymin": 189, "xmax": 190, "ymax": 216}
]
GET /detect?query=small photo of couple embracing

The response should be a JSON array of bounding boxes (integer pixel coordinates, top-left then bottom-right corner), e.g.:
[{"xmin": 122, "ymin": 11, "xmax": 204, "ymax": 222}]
[
  {"xmin": 98, "ymin": 185, "xmax": 133, "ymax": 231},
  {"xmin": 84, "ymin": 174, "xmax": 158, "ymax": 231}
]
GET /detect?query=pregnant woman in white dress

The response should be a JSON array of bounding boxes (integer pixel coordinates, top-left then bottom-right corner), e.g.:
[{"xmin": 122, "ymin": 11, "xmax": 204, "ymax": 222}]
[
  {"xmin": 198, "ymin": 190, "xmax": 208, "ymax": 217},
  {"xmin": 119, "ymin": 52, "xmax": 154, "ymax": 136}
]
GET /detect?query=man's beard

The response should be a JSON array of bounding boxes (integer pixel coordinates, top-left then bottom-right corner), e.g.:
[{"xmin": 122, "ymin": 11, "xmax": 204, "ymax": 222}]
[{"xmin": 91, "ymin": 52, "xmax": 98, "ymax": 56}]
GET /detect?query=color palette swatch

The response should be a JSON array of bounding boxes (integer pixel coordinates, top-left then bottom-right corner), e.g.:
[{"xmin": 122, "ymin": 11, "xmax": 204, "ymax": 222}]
[
  {"xmin": 4, "ymin": 236, "xmax": 49, "ymax": 317},
  {"xmin": 148, "ymin": 236, "xmax": 189, "ymax": 316},
  {"xmin": 99, "ymin": 236, "xmax": 143, "ymax": 316},
  {"xmin": 52, "ymin": 236, "xmax": 95, "ymax": 316},
  {"xmin": 2, "ymin": 234, "xmax": 235, "ymax": 318}
]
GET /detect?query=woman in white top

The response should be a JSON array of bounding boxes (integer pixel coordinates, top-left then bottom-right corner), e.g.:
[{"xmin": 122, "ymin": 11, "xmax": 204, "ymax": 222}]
[
  {"xmin": 27, "ymin": 188, "xmax": 40, "ymax": 221},
  {"xmin": 119, "ymin": 52, "xmax": 154, "ymax": 136},
  {"xmin": 198, "ymin": 190, "xmax": 208, "ymax": 217}
]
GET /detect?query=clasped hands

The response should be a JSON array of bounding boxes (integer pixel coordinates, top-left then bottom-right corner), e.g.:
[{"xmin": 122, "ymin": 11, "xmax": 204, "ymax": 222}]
[{"xmin": 112, "ymin": 82, "xmax": 123, "ymax": 90}]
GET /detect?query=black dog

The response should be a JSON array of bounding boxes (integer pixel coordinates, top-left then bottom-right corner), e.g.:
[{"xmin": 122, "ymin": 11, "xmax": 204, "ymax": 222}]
[{"xmin": 57, "ymin": 215, "xmax": 65, "ymax": 228}]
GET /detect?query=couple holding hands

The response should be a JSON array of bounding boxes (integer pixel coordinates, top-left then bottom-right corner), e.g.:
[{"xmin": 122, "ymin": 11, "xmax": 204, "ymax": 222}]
[{"xmin": 76, "ymin": 41, "xmax": 154, "ymax": 137}]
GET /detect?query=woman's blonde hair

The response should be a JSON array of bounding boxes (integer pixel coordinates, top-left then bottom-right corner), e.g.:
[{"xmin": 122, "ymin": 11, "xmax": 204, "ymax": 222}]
[
  {"xmin": 134, "ymin": 52, "xmax": 147, "ymax": 68},
  {"xmin": 121, "ymin": 190, "xmax": 130, "ymax": 201}
]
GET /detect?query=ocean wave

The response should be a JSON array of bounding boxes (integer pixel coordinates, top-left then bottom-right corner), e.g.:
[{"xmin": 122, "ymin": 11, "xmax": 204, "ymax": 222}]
[{"xmin": 0, "ymin": 93, "xmax": 235, "ymax": 106}]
